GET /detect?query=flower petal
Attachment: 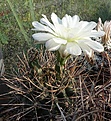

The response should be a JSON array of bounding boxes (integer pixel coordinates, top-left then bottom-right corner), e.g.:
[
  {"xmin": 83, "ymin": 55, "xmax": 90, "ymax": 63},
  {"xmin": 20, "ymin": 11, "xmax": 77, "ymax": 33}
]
[
  {"xmin": 90, "ymin": 30, "xmax": 105, "ymax": 37},
  {"xmin": 84, "ymin": 39, "xmax": 104, "ymax": 52},
  {"xmin": 51, "ymin": 13, "xmax": 62, "ymax": 25},
  {"xmin": 62, "ymin": 14, "xmax": 73, "ymax": 28},
  {"xmin": 85, "ymin": 21, "xmax": 97, "ymax": 30},
  {"xmin": 32, "ymin": 33, "xmax": 55, "ymax": 41},
  {"xmin": 62, "ymin": 15, "xmax": 68, "ymax": 28},
  {"xmin": 66, "ymin": 42, "xmax": 81, "ymax": 55},
  {"xmin": 52, "ymin": 38, "xmax": 67, "ymax": 44},
  {"xmin": 59, "ymin": 45, "xmax": 69, "ymax": 58},
  {"xmin": 32, "ymin": 21, "xmax": 46, "ymax": 30},
  {"xmin": 54, "ymin": 24, "xmax": 68, "ymax": 38},
  {"xmin": 45, "ymin": 39, "xmax": 61, "ymax": 51},
  {"xmin": 32, "ymin": 21, "xmax": 56, "ymax": 35},
  {"xmin": 78, "ymin": 42, "xmax": 93, "ymax": 57},
  {"xmin": 40, "ymin": 14, "xmax": 55, "ymax": 30},
  {"xmin": 72, "ymin": 15, "xmax": 80, "ymax": 27},
  {"xmin": 79, "ymin": 21, "xmax": 97, "ymax": 30}
]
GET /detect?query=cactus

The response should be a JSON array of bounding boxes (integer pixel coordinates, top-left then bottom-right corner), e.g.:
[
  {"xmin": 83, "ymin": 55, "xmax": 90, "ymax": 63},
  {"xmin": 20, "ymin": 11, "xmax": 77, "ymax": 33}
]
[{"xmin": 0, "ymin": 47, "xmax": 111, "ymax": 121}]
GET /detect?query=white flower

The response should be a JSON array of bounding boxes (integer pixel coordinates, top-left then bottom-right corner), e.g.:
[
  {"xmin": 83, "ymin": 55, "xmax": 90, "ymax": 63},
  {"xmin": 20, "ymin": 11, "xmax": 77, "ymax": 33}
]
[
  {"xmin": 97, "ymin": 17, "xmax": 111, "ymax": 49},
  {"xmin": 32, "ymin": 13, "xmax": 105, "ymax": 57}
]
